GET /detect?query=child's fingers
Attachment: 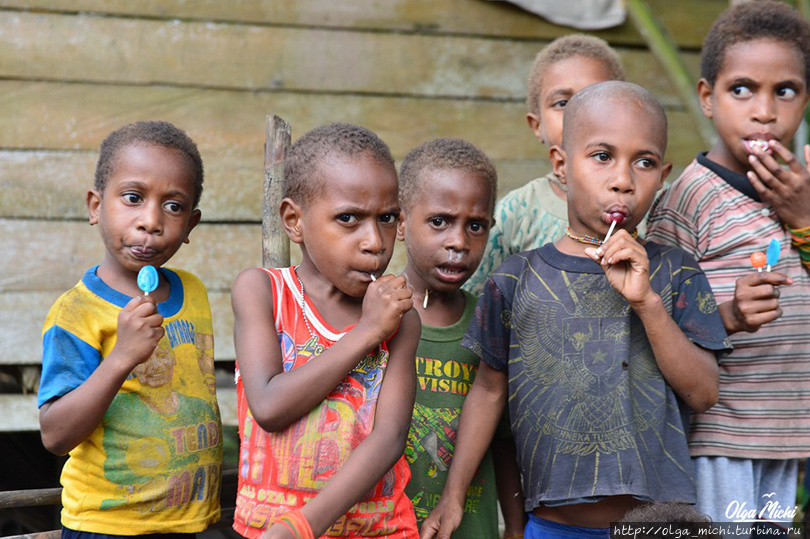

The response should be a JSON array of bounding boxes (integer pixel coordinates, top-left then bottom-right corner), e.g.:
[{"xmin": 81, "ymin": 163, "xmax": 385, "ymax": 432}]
[
  {"xmin": 768, "ymin": 140, "xmax": 804, "ymax": 174},
  {"xmin": 804, "ymin": 144, "xmax": 810, "ymax": 170},
  {"xmin": 747, "ymin": 156, "xmax": 789, "ymax": 198}
]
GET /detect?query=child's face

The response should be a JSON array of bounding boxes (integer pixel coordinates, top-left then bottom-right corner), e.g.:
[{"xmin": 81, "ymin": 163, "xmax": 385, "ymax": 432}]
[
  {"xmin": 397, "ymin": 169, "xmax": 493, "ymax": 295},
  {"xmin": 87, "ymin": 143, "xmax": 201, "ymax": 282},
  {"xmin": 699, "ymin": 38, "xmax": 809, "ymax": 175},
  {"xmin": 551, "ymin": 96, "xmax": 671, "ymax": 240},
  {"xmin": 292, "ymin": 154, "xmax": 399, "ymax": 297},
  {"xmin": 528, "ymin": 56, "xmax": 617, "ymax": 150}
]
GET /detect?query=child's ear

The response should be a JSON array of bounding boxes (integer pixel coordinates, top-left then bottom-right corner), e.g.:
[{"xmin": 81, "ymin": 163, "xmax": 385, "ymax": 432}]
[
  {"xmin": 549, "ymin": 145, "xmax": 567, "ymax": 185},
  {"xmin": 697, "ymin": 78, "xmax": 714, "ymax": 119},
  {"xmin": 183, "ymin": 209, "xmax": 202, "ymax": 244},
  {"xmin": 280, "ymin": 197, "xmax": 304, "ymax": 244},
  {"xmin": 659, "ymin": 161, "xmax": 673, "ymax": 189},
  {"xmin": 86, "ymin": 189, "xmax": 101, "ymax": 225},
  {"xmin": 526, "ymin": 113, "xmax": 544, "ymax": 144},
  {"xmin": 396, "ymin": 210, "xmax": 407, "ymax": 242}
]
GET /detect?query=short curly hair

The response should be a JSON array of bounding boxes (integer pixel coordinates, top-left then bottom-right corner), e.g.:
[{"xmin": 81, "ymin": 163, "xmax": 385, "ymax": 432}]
[
  {"xmin": 399, "ymin": 138, "xmax": 497, "ymax": 212},
  {"xmin": 701, "ymin": 0, "xmax": 810, "ymax": 86},
  {"xmin": 95, "ymin": 121, "xmax": 204, "ymax": 209},
  {"xmin": 284, "ymin": 123, "xmax": 395, "ymax": 206},
  {"xmin": 526, "ymin": 34, "xmax": 625, "ymax": 116}
]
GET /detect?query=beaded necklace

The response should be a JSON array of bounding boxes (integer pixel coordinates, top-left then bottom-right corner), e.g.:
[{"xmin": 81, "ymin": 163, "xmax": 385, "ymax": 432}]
[
  {"xmin": 294, "ymin": 266, "xmax": 316, "ymax": 337},
  {"xmin": 565, "ymin": 225, "xmax": 638, "ymax": 246}
]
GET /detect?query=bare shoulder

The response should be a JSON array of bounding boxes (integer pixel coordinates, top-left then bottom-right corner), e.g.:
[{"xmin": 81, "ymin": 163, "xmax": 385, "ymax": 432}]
[{"xmin": 231, "ymin": 267, "xmax": 275, "ymax": 311}]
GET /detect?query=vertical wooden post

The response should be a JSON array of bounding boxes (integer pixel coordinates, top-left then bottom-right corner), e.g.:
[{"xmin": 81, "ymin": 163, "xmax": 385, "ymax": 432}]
[{"xmin": 262, "ymin": 115, "xmax": 291, "ymax": 268}]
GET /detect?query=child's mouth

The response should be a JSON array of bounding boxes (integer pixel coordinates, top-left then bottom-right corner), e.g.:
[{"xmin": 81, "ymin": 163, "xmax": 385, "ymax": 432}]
[{"xmin": 744, "ymin": 139, "xmax": 772, "ymax": 155}]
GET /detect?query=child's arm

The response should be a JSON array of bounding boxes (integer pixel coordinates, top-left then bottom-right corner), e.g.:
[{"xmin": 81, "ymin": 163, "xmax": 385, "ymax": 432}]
[
  {"xmin": 491, "ymin": 435, "xmax": 527, "ymax": 539},
  {"xmin": 39, "ymin": 296, "xmax": 164, "ymax": 455},
  {"xmin": 232, "ymin": 268, "xmax": 413, "ymax": 432},
  {"xmin": 263, "ymin": 308, "xmax": 420, "ymax": 538},
  {"xmin": 587, "ymin": 231, "xmax": 719, "ymax": 412},
  {"xmin": 420, "ymin": 362, "xmax": 507, "ymax": 539}
]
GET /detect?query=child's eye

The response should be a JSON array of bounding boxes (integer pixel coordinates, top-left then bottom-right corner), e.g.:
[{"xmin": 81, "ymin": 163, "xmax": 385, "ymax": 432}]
[
  {"xmin": 469, "ymin": 221, "xmax": 488, "ymax": 234},
  {"xmin": 593, "ymin": 152, "xmax": 611, "ymax": 163},
  {"xmin": 337, "ymin": 213, "xmax": 357, "ymax": 224},
  {"xmin": 429, "ymin": 217, "xmax": 448, "ymax": 228},
  {"xmin": 731, "ymin": 85, "xmax": 752, "ymax": 98},
  {"xmin": 164, "ymin": 201, "xmax": 184, "ymax": 214},
  {"xmin": 123, "ymin": 193, "xmax": 142, "ymax": 204},
  {"xmin": 777, "ymin": 87, "xmax": 797, "ymax": 99},
  {"xmin": 636, "ymin": 158, "xmax": 657, "ymax": 169},
  {"xmin": 379, "ymin": 213, "xmax": 398, "ymax": 224},
  {"xmin": 552, "ymin": 99, "xmax": 569, "ymax": 109}
]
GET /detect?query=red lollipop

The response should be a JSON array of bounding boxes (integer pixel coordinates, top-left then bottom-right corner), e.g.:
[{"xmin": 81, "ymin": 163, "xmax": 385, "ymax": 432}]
[{"xmin": 750, "ymin": 251, "xmax": 767, "ymax": 272}]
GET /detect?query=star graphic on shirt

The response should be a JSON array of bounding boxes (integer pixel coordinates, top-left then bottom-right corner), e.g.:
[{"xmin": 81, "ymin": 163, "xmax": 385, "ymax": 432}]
[{"xmin": 592, "ymin": 349, "xmax": 607, "ymax": 364}]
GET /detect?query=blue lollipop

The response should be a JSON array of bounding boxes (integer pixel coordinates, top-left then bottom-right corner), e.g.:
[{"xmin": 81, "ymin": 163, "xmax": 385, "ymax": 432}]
[
  {"xmin": 766, "ymin": 239, "xmax": 781, "ymax": 272},
  {"xmin": 137, "ymin": 265, "xmax": 159, "ymax": 296}
]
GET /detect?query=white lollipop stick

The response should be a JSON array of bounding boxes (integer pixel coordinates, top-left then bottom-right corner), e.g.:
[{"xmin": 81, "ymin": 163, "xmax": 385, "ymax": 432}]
[
  {"xmin": 602, "ymin": 220, "xmax": 617, "ymax": 244},
  {"xmin": 370, "ymin": 274, "xmax": 376, "ymax": 281}
]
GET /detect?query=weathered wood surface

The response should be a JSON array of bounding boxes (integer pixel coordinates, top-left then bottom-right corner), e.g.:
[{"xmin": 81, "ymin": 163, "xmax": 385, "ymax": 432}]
[
  {"xmin": 262, "ymin": 115, "xmax": 291, "ymax": 269},
  {"xmin": 0, "ymin": 10, "xmax": 700, "ymax": 105},
  {"xmin": 0, "ymin": 0, "xmax": 717, "ymax": 428},
  {"xmin": 0, "ymin": 0, "xmax": 725, "ymax": 48},
  {"xmin": 0, "ymin": 150, "xmax": 545, "ymax": 221}
]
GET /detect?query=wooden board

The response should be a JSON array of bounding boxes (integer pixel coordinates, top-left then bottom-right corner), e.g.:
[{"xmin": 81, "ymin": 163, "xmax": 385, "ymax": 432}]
[
  {"xmin": 0, "ymin": 0, "xmax": 726, "ymax": 48},
  {"xmin": 0, "ymin": 81, "xmax": 707, "ymax": 183},
  {"xmin": 0, "ymin": 10, "xmax": 700, "ymax": 104},
  {"xmin": 0, "ymin": 150, "xmax": 548, "ymax": 221}
]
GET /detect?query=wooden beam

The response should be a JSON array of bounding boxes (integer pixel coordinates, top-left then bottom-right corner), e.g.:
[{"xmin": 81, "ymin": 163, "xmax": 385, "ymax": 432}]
[{"xmin": 262, "ymin": 116, "xmax": 291, "ymax": 269}]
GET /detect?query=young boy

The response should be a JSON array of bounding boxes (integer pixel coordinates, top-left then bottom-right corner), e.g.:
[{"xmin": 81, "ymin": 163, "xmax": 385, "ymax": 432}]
[
  {"xmin": 422, "ymin": 81, "xmax": 731, "ymax": 539},
  {"xmin": 231, "ymin": 123, "xmax": 420, "ymax": 538},
  {"xmin": 464, "ymin": 34, "xmax": 625, "ymax": 295},
  {"xmin": 396, "ymin": 138, "xmax": 525, "ymax": 538},
  {"xmin": 646, "ymin": 0, "xmax": 810, "ymax": 524},
  {"xmin": 38, "ymin": 121, "xmax": 223, "ymax": 535}
]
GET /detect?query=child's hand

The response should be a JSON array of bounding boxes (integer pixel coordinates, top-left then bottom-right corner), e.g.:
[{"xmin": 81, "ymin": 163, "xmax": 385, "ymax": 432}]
[
  {"xmin": 420, "ymin": 498, "xmax": 463, "ymax": 539},
  {"xmin": 357, "ymin": 275, "xmax": 413, "ymax": 344},
  {"xmin": 747, "ymin": 141, "xmax": 810, "ymax": 229},
  {"xmin": 584, "ymin": 230, "xmax": 654, "ymax": 308},
  {"xmin": 721, "ymin": 271, "xmax": 790, "ymax": 334},
  {"xmin": 114, "ymin": 295, "xmax": 164, "ymax": 370}
]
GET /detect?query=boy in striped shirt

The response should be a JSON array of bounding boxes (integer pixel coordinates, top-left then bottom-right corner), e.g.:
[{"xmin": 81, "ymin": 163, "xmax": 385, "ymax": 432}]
[{"xmin": 646, "ymin": 0, "xmax": 810, "ymax": 526}]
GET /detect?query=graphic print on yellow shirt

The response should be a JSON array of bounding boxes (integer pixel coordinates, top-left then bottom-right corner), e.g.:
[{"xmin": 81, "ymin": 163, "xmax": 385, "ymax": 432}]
[{"xmin": 39, "ymin": 266, "xmax": 223, "ymax": 534}]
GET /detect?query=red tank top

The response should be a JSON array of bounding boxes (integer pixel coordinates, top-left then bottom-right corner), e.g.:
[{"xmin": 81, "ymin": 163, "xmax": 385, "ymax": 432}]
[{"xmin": 233, "ymin": 267, "xmax": 417, "ymax": 538}]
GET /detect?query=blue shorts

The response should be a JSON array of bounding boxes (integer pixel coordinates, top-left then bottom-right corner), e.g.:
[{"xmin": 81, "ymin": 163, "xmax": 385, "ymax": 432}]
[
  {"xmin": 525, "ymin": 514, "xmax": 610, "ymax": 539},
  {"xmin": 62, "ymin": 527, "xmax": 196, "ymax": 539}
]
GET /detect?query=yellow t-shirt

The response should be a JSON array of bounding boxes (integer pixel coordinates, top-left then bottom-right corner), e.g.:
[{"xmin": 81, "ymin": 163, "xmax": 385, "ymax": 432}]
[{"xmin": 40, "ymin": 266, "xmax": 223, "ymax": 533}]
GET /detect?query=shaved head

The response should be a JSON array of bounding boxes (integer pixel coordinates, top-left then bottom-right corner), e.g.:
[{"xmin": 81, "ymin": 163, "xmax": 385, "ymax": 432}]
[{"xmin": 562, "ymin": 81, "xmax": 667, "ymax": 153}]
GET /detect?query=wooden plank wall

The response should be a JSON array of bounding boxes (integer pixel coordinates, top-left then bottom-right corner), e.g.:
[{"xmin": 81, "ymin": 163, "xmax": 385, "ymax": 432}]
[{"xmin": 0, "ymin": 0, "xmax": 727, "ymax": 429}]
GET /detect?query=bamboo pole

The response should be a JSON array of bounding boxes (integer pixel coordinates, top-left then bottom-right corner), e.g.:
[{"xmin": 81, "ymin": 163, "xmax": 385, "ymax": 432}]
[
  {"xmin": 625, "ymin": 0, "xmax": 717, "ymax": 149},
  {"xmin": 262, "ymin": 115, "xmax": 292, "ymax": 269}
]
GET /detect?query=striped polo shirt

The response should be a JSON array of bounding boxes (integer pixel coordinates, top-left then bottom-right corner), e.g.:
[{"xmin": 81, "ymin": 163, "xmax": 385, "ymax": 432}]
[{"xmin": 646, "ymin": 153, "xmax": 810, "ymax": 459}]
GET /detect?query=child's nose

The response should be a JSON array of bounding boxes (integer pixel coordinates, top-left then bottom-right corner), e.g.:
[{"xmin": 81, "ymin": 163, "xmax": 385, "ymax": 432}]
[
  {"xmin": 138, "ymin": 204, "xmax": 163, "ymax": 234},
  {"xmin": 752, "ymin": 94, "xmax": 777, "ymax": 123},
  {"xmin": 609, "ymin": 165, "xmax": 635, "ymax": 193},
  {"xmin": 360, "ymin": 223, "xmax": 385, "ymax": 253},
  {"xmin": 445, "ymin": 225, "xmax": 469, "ymax": 252}
]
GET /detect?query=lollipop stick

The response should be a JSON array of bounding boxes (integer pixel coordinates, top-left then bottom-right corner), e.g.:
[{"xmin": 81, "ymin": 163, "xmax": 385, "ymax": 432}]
[
  {"xmin": 370, "ymin": 274, "xmax": 376, "ymax": 282},
  {"xmin": 603, "ymin": 220, "xmax": 617, "ymax": 244}
]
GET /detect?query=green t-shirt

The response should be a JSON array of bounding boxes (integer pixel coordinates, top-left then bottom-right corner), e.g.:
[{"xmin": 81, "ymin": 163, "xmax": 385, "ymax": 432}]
[{"xmin": 405, "ymin": 291, "xmax": 499, "ymax": 538}]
